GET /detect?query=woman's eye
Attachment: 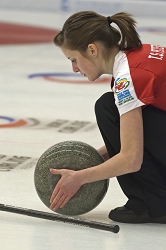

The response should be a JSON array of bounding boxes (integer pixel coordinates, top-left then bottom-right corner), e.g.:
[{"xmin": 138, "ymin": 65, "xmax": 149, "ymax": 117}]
[{"xmin": 72, "ymin": 59, "xmax": 76, "ymax": 63}]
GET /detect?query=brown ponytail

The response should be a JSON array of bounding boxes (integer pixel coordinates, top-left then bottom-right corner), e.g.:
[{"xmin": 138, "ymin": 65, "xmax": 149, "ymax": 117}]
[
  {"xmin": 54, "ymin": 11, "xmax": 142, "ymax": 52},
  {"xmin": 109, "ymin": 12, "xmax": 142, "ymax": 50}
]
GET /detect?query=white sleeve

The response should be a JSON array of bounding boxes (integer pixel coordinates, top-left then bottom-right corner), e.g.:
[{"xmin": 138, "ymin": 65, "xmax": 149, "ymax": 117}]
[{"xmin": 112, "ymin": 53, "xmax": 144, "ymax": 116}]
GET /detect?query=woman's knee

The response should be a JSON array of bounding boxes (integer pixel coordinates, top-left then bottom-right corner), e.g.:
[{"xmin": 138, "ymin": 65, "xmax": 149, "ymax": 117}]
[
  {"xmin": 95, "ymin": 91, "xmax": 119, "ymax": 122},
  {"xmin": 95, "ymin": 92, "xmax": 115, "ymax": 116}
]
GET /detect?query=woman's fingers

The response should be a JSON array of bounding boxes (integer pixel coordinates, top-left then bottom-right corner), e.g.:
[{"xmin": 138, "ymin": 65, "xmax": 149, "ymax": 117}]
[
  {"xmin": 49, "ymin": 168, "xmax": 62, "ymax": 203},
  {"xmin": 49, "ymin": 168, "xmax": 82, "ymax": 211},
  {"xmin": 50, "ymin": 168, "xmax": 62, "ymax": 175},
  {"xmin": 50, "ymin": 194, "xmax": 70, "ymax": 211},
  {"xmin": 59, "ymin": 196, "xmax": 70, "ymax": 208}
]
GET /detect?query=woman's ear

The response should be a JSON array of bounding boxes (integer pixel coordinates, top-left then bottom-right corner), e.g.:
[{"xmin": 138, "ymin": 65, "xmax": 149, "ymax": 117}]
[{"xmin": 87, "ymin": 43, "xmax": 98, "ymax": 58}]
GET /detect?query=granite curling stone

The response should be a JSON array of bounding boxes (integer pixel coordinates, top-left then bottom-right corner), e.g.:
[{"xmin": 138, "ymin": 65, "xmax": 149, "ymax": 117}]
[{"xmin": 34, "ymin": 140, "xmax": 109, "ymax": 216}]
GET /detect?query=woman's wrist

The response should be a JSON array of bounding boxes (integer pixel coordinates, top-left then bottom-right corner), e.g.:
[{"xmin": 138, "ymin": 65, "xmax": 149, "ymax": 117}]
[{"xmin": 75, "ymin": 167, "xmax": 91, "ymax": 186}]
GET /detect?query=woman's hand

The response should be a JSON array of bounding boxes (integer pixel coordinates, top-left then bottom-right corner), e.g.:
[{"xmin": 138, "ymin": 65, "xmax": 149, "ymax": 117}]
[{"xmin": 49, "ymin": 168, "xmax": 83, "ymax": 211}]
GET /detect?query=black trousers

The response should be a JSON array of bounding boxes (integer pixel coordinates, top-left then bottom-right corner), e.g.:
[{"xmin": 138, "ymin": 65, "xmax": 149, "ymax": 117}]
[{"xmin": 95, "ymin": 92, "xmax": 166, "ymax": 218}]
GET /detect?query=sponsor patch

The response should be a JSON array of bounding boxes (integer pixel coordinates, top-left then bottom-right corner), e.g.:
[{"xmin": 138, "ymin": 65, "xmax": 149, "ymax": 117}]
[{"xmin": 114, "ymin": 78, "xmax": 134, "ymax": 106}]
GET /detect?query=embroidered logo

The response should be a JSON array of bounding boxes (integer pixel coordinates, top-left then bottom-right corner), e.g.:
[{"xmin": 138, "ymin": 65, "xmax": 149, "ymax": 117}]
[{"xmin": 114, "ymin": 78, "xmax": 134, "ymax": 106}]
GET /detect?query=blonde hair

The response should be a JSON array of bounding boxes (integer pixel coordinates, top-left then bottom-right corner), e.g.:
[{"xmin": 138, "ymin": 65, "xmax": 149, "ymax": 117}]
[{"xmin": 54, "ymin": 11, "xmax": 142, "ymax": 52}]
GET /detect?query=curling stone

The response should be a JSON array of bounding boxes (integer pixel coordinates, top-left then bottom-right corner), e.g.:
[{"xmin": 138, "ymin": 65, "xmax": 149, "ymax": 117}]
[{"xmin": 34, "ymin": 141, "xmax": 109, "ymax": 216}]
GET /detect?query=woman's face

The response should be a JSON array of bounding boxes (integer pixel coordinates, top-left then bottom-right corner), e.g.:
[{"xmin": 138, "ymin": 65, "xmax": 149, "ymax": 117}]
[{"xmin": 61, "ymin": 46, "xmax": 102, "ymax": 82}]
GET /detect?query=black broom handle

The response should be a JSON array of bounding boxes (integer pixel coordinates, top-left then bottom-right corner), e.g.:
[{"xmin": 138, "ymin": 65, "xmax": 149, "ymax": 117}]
[{"xmin": 0, "ymin": 203, "xmax": 119, "ymax": 233}]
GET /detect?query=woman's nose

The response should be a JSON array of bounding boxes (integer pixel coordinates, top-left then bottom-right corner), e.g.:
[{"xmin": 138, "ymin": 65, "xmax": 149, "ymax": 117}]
[{"xmin": 72, "ymin": 65, "xmax": 80, "ymax": 73}]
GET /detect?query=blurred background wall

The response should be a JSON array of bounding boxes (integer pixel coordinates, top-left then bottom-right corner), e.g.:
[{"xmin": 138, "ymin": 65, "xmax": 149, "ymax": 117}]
[{"xmin": 0, "ymin": 0, "xmax": 166, "ymax": 17}]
